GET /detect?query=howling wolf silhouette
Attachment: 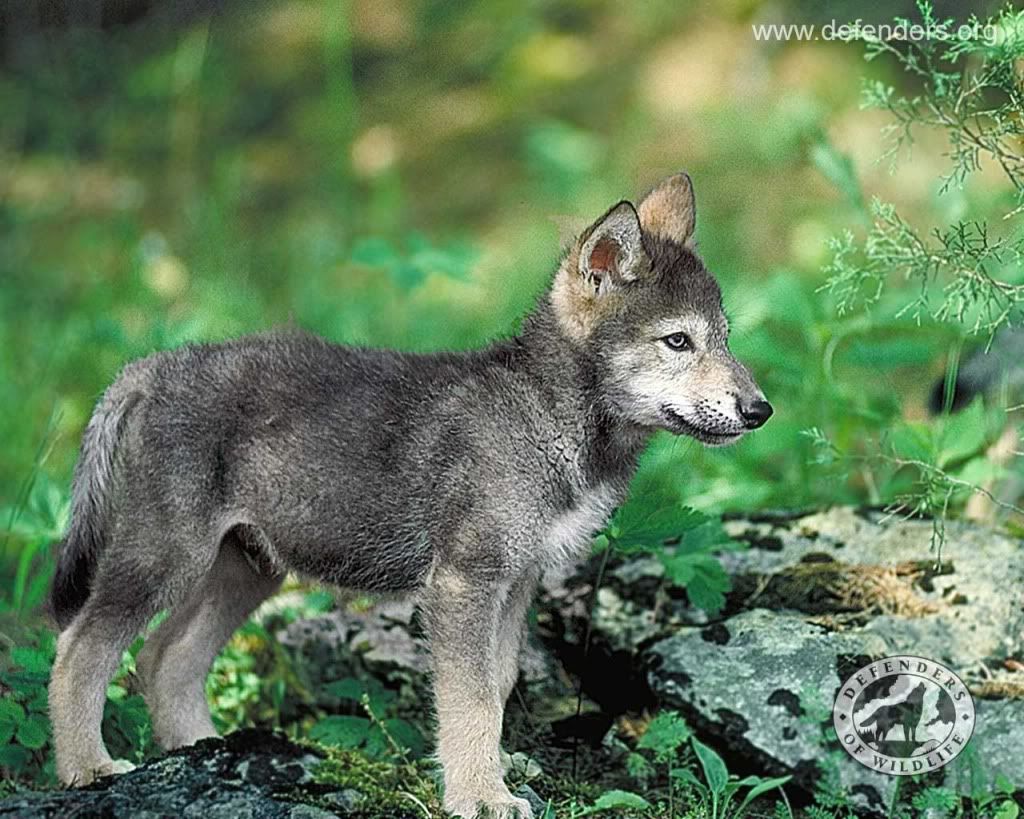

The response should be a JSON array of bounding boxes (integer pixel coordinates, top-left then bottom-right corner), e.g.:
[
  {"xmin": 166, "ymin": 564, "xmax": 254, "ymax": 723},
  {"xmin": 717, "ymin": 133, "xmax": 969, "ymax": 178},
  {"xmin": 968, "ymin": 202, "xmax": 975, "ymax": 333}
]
[{"xmin": 859, "ymin": 680, "xmax": 926, "ymax": 745}]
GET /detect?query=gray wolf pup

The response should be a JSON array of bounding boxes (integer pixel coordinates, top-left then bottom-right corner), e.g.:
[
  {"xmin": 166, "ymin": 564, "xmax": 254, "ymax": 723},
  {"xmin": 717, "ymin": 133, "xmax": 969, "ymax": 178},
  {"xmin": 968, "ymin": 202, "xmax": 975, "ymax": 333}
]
[{"xmin": 49, "ymin": 173, "xmax": 772, "ymax": 818}]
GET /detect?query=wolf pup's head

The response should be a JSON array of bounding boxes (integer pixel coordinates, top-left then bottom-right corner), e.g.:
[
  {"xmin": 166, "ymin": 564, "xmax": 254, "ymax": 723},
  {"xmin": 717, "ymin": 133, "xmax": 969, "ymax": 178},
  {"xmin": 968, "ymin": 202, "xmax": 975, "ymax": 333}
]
[{"xmin": 551, "ymin": 173, "xmax": 772, "ymax": 446}]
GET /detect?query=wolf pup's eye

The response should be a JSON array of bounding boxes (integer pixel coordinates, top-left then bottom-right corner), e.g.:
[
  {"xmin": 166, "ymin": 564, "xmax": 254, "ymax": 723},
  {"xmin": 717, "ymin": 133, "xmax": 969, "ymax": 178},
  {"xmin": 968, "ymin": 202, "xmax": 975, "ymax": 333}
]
[{"xmin": 662, "ymin": 332, "xmax": 692, "ymax": 351}]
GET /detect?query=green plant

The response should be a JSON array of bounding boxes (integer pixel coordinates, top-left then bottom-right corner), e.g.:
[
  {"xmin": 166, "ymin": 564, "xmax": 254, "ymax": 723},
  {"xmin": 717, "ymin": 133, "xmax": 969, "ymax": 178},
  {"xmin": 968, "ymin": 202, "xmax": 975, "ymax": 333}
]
[
  {"xmin": 824, "ymin": 1, "xmax": 1024, "ymax": 334},
  {"xmin": 950, "ymin": 745, "xmax": 1023, "ymax": 819},
  {"xmin": 813, "ymin": 0, "xmax": 1024, "ymax": 552},
  {"xmin": 597, "ymin": 493, "xmax": 743, "ymax": 617},
  {"xmin": 102, "ymin": 635, "xmax": 158, "ymax": 764},
  {"xmin": 673, "ymin": 737, "xmax": 791, "ymax": 819},
  {"xmin": 636, "ymin": 711, "xmax": 692, "ymax": 814},
  {"xmin": 0, "ymin": 425, "xmax": 67, "ymax": 620},
  {"xmin": 206, "ymin": 618, "xmax": 317, "ymax": 734},
  {"xmin": 309, "ymin": 677, "xmax": 425, "ymax": 761},
  {"xmin": 312, "ymin": 745, "xmax": 443, "ymax": 818},
  {"xmin": 0, "ymin": 632, "xmax": 55, "ymax": 785},
  {"xmin": 574, "ymin": 789, "xmax": 651, "ymax": 816},
  {"xmin": 618, "ymin": 711, "xmax": 791, "ymax": 819}
]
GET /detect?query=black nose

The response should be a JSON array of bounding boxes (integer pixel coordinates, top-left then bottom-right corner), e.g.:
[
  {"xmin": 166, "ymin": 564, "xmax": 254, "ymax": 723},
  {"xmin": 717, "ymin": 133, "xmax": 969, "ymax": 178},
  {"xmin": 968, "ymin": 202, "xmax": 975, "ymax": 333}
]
[{"xmin": 739, "ymin": 398, "xmax": 773, "ymax": 429}]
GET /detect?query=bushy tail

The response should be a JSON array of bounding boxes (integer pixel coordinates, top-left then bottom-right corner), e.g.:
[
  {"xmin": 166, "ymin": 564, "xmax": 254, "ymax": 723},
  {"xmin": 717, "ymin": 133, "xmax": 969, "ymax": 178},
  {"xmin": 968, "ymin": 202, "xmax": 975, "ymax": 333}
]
[{"xmin": 50, "ymin": 389, "xmax": 141, "ymax": 631}]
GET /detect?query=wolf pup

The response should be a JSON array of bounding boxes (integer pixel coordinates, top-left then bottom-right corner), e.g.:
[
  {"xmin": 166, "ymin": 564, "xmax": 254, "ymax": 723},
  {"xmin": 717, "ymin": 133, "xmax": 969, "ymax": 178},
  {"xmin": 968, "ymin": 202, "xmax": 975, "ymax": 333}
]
[{"xmin": 49, "ymin": 173, "xmax": 771, "ymax": 818}]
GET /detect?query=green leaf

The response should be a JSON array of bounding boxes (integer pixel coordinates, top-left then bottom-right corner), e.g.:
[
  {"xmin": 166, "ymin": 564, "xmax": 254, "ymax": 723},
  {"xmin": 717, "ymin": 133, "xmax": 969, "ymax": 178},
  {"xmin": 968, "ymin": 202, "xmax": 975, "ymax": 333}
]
[
  {"xmin": 938, "ymin": 398, "xmax": 988, "ymax": 467},
  {"xmin": 591, "ymin": 790, "xmax": 651, "ymax": 811},
  {"xmin": 363, "ymin": 679, "xmax": 397, "ymax": 713},
  {"xmin": 323, "ymin": 678, "xmax": 364, "ymax": 702},
  {"xmin": 637, "ymin": 712, "xmax": 690, "ymax": 760},
  {"xmin": 26, "ymin": 689, "xmax": 49, "ymax": 714},
  {"xmin": 995, "ymin": 773, "xmax": 1015, "ymax": 795},
  {"xmin": 11, "ymin": 646, "xmax": 52, "ymax": 676},
  {"xmin": 678, "ymin": 520, "xmax": 740, "ymax": 553},
  {"xmin": 0, "ymin": 700, "xmax": 25, "ymax": 727},
  {"xmin": 363, "ymin": 717, "xmax": 424, "ymax": 759},
  {"xmin": 660, "ymin": 551, "xmax": 696, "ymax": 585},
  {"xmin": 686, "ymin": 555, "xmax": 732, "ymax": 616},
  {"xmin": 670, "ymin": 766, "xmax": 706, "ymax": 790},
  {"xmin": 0, "ymin": 743, "xmax": 30, "ymax": 772},
  {"xmin": 888, "ymin": 421, "xmax": 934, "ymax": 463},
  {"xmin": 692, "ymin": 737, "xmax": 729, "ymax": 795},
  {"xmin": 608, "ymin": 496, "xmax": 709, "ymax": 553},
  {"xmin": 380, "ymin": 718, "xmax": 424, "ymax": 757},
  {"xmin": 995, "ymin": 801, "xmax": 1020, "ymax": 819},
  {"xmin": 735, "ymin": 775, "xmax": 792, "ymax": 815},
  {"xmin": 954, "ymin": 455, "xmax": 1003, "ymax": 487},
  {"xmin": 625, "ymin": 751, "xmax": 651, "ymax": 781},
  {"xmin": 660, "ymin": 549, "xmax": 732, "ymax": 615},
  {"xmin": 16, "ymin": 713, "xmax": 49, "ymax": 750},
  {"xmin": 309, "ymin": 715, "xmax": 370, "ymax": 749}
]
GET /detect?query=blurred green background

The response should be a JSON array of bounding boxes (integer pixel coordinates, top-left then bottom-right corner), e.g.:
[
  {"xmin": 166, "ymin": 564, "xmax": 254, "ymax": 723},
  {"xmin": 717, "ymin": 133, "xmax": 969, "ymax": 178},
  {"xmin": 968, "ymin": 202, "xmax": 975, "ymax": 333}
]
[{"xmin": 0, "ymin": 0, "xmax": 1014, "ymax": 612}]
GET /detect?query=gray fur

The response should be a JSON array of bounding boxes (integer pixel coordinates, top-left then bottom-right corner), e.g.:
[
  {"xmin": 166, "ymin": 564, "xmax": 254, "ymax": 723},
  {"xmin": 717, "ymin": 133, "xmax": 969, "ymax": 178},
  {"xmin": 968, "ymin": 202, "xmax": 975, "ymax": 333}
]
[{"xmin": 48, "ymin": 174, "xmax": 770, "ymax": 818}]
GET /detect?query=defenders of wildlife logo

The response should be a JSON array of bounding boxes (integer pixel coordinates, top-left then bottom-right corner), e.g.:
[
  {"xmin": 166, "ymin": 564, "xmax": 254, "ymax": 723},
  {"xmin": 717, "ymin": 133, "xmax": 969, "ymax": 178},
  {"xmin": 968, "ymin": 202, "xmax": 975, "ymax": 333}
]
[{"xmin": 832, "ymin": 655, "xmax": 975, "ymax": 775}]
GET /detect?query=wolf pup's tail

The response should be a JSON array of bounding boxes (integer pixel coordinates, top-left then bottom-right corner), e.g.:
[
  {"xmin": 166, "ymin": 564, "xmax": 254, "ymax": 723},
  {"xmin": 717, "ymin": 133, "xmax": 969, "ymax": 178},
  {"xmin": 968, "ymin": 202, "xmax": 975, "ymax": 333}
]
[{"xmin": 50, "ymin": 386, "xmax": 141, "ymax": 631}]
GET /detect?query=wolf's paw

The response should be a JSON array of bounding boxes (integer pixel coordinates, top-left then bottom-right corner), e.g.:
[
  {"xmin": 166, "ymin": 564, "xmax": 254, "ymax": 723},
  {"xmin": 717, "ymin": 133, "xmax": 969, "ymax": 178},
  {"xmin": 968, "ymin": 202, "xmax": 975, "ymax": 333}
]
[
  {"xmin": 60, "ymin": 758, "xmax": 136, "ymax": 788},
  {"xmin": 445, "ymin": 795, "xmax": 534, "ymax": 819},
  {"xmin": 104, "ymin": 758, "xmax": 137, "ymax": 776}
]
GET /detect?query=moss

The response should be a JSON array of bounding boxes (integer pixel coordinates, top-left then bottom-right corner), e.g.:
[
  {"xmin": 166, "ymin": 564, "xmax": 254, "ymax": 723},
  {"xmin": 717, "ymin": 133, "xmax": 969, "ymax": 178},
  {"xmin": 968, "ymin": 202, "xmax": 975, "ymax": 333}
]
[{"xmin": 309, "ymin": 745, "xmax": 445, "ymax": 818}]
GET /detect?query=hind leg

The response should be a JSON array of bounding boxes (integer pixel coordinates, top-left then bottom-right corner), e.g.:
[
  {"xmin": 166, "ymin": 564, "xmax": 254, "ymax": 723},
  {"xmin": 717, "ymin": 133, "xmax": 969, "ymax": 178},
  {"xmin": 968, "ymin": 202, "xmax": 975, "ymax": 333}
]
[
  {"xmin": 136, "ymin": 535, "xmax": 282, "ymax": 750},
  {"xmin": 496, "ymin": 568, "xmax": 540, "ymax": 708},
  {"xmin": 50, "ymin": 560, "xmax": 168, "ymax": 786}
]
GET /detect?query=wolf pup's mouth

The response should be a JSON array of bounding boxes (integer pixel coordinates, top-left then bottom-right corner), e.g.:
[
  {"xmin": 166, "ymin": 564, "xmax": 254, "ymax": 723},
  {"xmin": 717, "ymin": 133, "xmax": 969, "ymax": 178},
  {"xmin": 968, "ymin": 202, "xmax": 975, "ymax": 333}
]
[{"xmin": 660, "ymin": 407, "xmax": 743, "ymax": 446}]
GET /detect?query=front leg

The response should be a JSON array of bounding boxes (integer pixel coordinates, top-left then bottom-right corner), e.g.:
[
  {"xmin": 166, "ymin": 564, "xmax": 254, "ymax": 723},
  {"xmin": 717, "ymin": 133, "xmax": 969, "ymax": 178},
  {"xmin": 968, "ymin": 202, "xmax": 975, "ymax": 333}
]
[{"xmin": 424, "ymin": 566, "xmax": 533, "ymax": 819}]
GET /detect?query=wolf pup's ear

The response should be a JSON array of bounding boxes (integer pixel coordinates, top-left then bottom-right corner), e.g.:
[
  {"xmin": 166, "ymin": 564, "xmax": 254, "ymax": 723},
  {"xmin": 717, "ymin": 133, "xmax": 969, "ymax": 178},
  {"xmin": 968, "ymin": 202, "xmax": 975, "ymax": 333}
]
[
  {"xmin": 578, "ymin": 201, "xmax": 646, "ymax": 295},
  {"xmin": 638, "ymin": 172, "xmax": 696, "ymax": 247}
]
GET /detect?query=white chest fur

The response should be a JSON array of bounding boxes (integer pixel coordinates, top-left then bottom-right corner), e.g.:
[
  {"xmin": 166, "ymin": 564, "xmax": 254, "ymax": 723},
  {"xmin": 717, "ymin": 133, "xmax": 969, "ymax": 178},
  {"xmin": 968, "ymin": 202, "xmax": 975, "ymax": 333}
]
[{"xmin": 543, "ymin": 484, "xmax": 620, "ymax": 567}]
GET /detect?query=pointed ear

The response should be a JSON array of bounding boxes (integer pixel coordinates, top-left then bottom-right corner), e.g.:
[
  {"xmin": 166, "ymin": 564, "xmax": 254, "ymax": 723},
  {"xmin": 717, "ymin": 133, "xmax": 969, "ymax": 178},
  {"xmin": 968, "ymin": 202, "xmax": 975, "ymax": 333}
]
[
  {"xmin": 638, "ymin": 172, "xmax": 696, "ymax": 247},
  {"xmin": 578, "ymin": 201, "xmax": 647, "ymax": 294}
]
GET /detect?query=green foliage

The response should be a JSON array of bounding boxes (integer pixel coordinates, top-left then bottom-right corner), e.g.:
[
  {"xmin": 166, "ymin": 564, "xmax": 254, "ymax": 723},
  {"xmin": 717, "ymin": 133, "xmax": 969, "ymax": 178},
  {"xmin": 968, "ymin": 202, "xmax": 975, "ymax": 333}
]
[
  {"xmin": 599, "ymin": 497, "xmax": 743, "ymax": 616},
  {"xmin": 808, "ymin": 0, "xmax": 1024, "ymax": 552},
  {"xmin": 0, "ymin": 434, "xmax": 67, "ymax": 618},
  {"xmin": 310, "ymin": 679, "xmax": 425, "ymax": 761},
  {"xmin": 950, "ymin": 747, "xmax": 1024, "ymax": 819},
  {"xmin": 0, "ymin": 633, "xmax": 55, "ymax": 784},
  {"xmin": 824, "ymin": 1, "xmax": 1024, "ymax": 335},
  {"xmin": 575, "ymin": 789, "xmax": 651, "ymax": 816},
  {"xmin": 102, "ymin": 637, "xmax": 159, "ymax": 764},
  {"xmin": 636, "ymin": 711, "xmax": 692, "ymax": 763},
  {"xmin": 805, "ymin": 394, "xmax": 1010, "ymax": 557},
  {"xmin": 673, "ymin": 737, "xmax": 791, "ymax": 819},
  {"xmin": 311, "ymin": 745, "xmax": 443, "ymax": 818},
  {"xmin": 588, "ymin": 711, "xmax": 793, "ymax": 819}
]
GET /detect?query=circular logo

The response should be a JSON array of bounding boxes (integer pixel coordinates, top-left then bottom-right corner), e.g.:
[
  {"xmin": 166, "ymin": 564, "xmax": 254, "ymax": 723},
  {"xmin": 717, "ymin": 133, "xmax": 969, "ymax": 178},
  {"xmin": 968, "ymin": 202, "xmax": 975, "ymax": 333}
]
[{"xmin": 833, "ymin": 655, "xmax": 975, "ymax": 775}]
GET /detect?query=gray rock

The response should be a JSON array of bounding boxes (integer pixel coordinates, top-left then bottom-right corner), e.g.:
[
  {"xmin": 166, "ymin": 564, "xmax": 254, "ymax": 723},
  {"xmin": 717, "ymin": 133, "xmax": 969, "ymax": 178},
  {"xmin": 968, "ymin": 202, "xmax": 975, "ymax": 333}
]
[
  {"xmin": 649, "ymin": 608, "xmax": 895, "ymax": 810},
  {"xmin": 0, "ymin": 730, "xmax": 344, "ymax": 818},
  {"xmin": 545, "ymin": 508, "xmax": 1024, "ymax": 810},
  {"xmin": 278, "ymin": 599, "xmax": 429, "ymax": 677},
  {"xmin": 722, "ymin": 507, "xmax": 1024, "ymax": 669}
]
